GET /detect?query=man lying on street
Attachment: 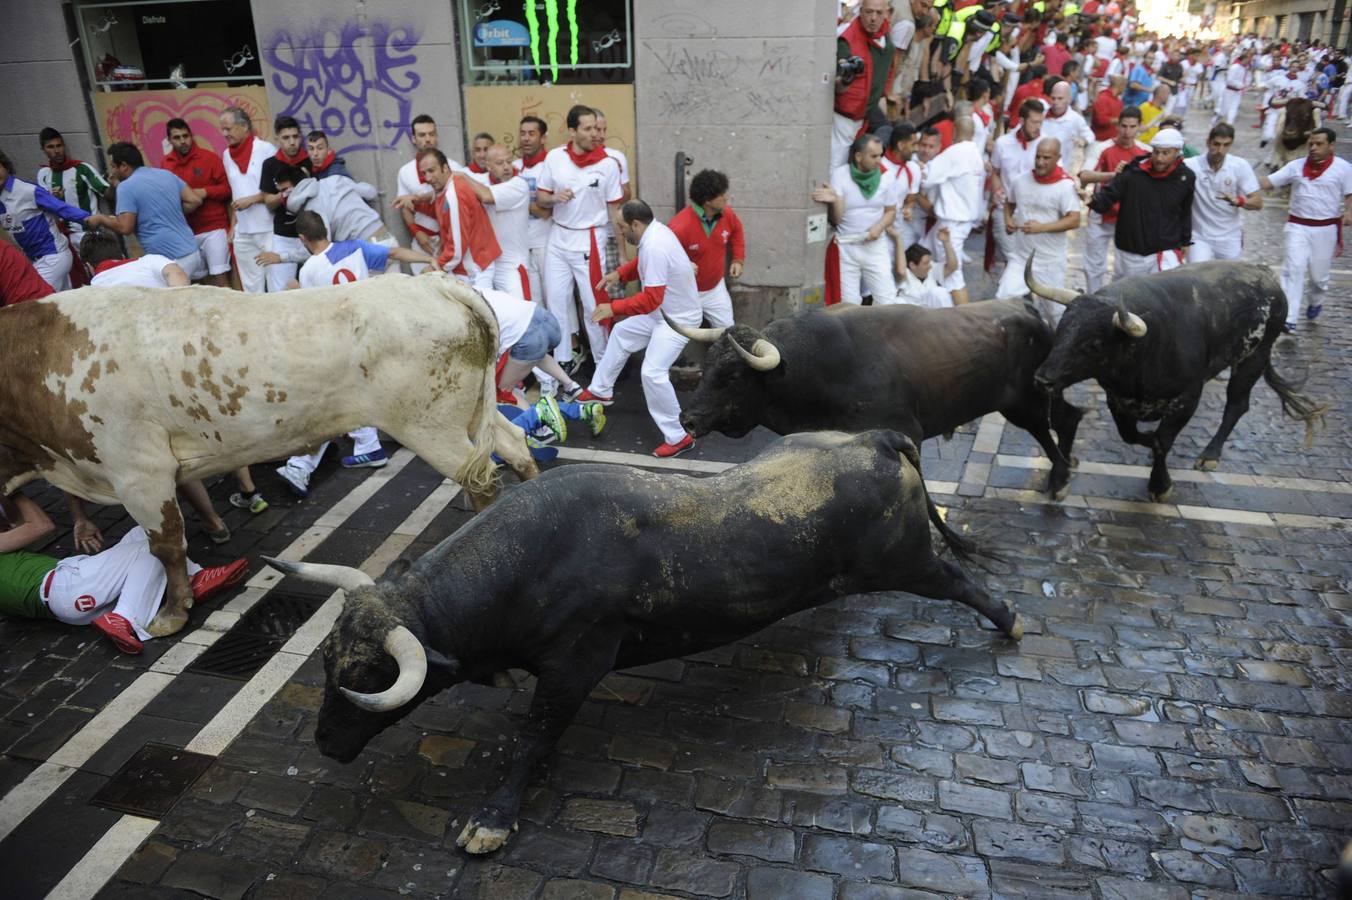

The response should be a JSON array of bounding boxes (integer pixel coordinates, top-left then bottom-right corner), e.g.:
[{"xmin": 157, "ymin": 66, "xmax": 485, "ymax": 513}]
[{"xmin": 0, "ymin": 492, "xmax": 248, "ymax": 654}]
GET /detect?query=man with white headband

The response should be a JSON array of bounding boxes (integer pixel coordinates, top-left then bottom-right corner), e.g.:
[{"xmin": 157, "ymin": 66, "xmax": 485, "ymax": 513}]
[{"xmin": 1088, "ymin": 127, "xmax": 1196, "ymax": 279}]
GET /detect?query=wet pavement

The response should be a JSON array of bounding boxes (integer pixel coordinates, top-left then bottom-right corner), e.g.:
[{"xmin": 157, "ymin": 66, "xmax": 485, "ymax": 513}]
[{"xmin": 0, "ymin": 95, "xmax": 1349, "ymax": 898}]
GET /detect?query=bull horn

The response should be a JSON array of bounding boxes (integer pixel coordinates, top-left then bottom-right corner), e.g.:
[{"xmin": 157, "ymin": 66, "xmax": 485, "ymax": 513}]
[
  {"xmin": 1112, "ymin": 301, "xmax": 1148, "ymax": 338},
  {"xmin": 1024, "ymin": 253, "xmax": 1079, "ymax": 306},
  {"xmin": 339, "ymin": 625, "xmax": 428, "ymax": 711},
  {"xmin": 262, "ymin": 556, "xmax": 375, "ymax": 593},
  {"xmin": 729, "ymin": 335, "xmax": 782, "ymax": 371},
  {"xmin": 662, "ymin": 311, "xmax": 726, "ymax": 343}
]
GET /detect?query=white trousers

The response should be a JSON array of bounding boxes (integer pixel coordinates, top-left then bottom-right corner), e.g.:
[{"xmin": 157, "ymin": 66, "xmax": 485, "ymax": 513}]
[
  {"xmin": 492, "ymin": 258, "xmax": 530, "ymax": 300},
  {"xmin": 265, "ymin": 235, "xmax": 304, "ymax": 292},
  {"xmin": 996, "ymin": 242, "xmax": 1068, "ymax": 302},
  {"xmin": 588, "ymin": 314, "xmax": 690, "ymax": 444},
  {"xmin": 43, "ymin": 527, "xmax": 201, "ymax": 640},
  {"xmin": 525, "ymin": 247, "xmax": 548, "ymax": 314},
  {"xmin": 1083, "ymin": 214, "xmax": 1116, "ymax": 293},
  {"xmin": 1215, "ymin": 88, "xmax": 1243, "ymax": 124},
  {"xmin": 34, "ymin": 246, "xmax": 73, "ymax": 291},
  {"xmin": 1261, "ymin": 109, "xmax": 1281, "ymax": 144},
  {"xmin": 1338, "ymin": 81, "xmax": 1352, "ymax": 120},
  {"xmin": 837, "ymin": 237, "xmax": 897, "ymax": 305},
  {"xmin": 1280, "ymin": 221, "xmax": 1336, "ymax": 324},
  {"xmin": 699, "ymin": 279, "xmax": 735, "ymax": 328},
  {"xmin": 287, "ymin": 428, "xmax": 382, "ymax": 476},
  {"xmin": 233, "ymin": 230, "xmax": 271, "ymax": 294},
  {"xmin": 1172, "ymin": 85, "xmax": 1194, "ymax": 118},
  {"xmin": 1189, "ymin": 233, "xmax": 1242, "ymax": 262},
  {"xmin": 832, "ymin": 113, "xmax": 863, "ymax": 169},
  {"xmin": 1115, "ymin": 247, "xmax": 1184, "ymax": 279},
  {"xmin": 544, "ymin": 234, "xmax": 608, "ymax": 364},
  {"xmin": 927, "ymin": 219, "xmax": 974, "ymax": 291}
]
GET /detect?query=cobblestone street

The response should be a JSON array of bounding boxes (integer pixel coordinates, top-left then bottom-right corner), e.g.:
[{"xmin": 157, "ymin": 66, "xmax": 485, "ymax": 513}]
[{"xmin": 0, "ymin": 98, "xmax": 1349, "ymax": 899}]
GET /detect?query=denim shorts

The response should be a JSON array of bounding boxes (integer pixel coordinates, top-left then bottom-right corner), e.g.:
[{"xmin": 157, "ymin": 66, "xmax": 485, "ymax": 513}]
[{"xmin": 509, "ymin": 304, "xmax": 563, "ymax": 360}]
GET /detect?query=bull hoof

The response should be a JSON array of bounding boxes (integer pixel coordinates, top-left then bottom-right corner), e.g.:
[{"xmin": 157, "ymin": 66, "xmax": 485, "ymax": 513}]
[
  {"xmin": 1069, "ymin": 455, "xmax": 1080, "ymax": 469},
  {"xmin": 456, "ymin": 818, "xmax": 516, "ymax": 854},
  {"xmin": 1194, "ymin": 456, "xmax": 1219, "ymax": 472},
  {"xmin": 1147, "ymin": 486, "xmax": 1172, "ymax": 504},
  {"xmin": 1049, "ymin": 481, "xmax": 1071, "ymax": 502},
  {"xmin": 1008, "ymin": 614, "xmax": 1025, "ymax": 641},
  {"xmin": 146, "ymin": 608, "xmax": 189, "ymax": 638}
]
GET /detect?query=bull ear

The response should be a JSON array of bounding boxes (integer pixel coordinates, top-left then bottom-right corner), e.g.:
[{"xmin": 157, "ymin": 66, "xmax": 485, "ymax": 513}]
[{"xmin": 424, "ymin": 647, "xmax": 461, "ymax": 680}]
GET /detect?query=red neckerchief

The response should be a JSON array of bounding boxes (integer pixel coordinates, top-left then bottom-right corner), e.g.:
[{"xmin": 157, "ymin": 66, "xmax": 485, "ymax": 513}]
[
  {"xmin": 1014, "ymin": 127, "xmax": 1034, "ymax": 149},
  {"xmin": 1138, "ymin": 156, "xmax": 1182, "ymax": 179},
  {"xmin": 275, "ymin": 147, "xmax": 309, "ymax": 167},
  {"xmin": 52, "ymin": 158, "xmax": 82, "ymax": 172},
  {"xmin": 468, "ymin": 162, "xmax": 488, "ymax": 174},
  {"xmin": 884, "ymin": 151, "xmax": 914, "ymax": 189},
  {"xmin": 227, "ymin": 133, "xmax": 255, "ymax": 170},
  {"xmin": 1046, "ymin": 106, "xmax": 1068, "ymax": 119},
  {"xmin": 519, "ymin": 149, "xmax": 547, "ymax": 168},
  {"xmin": 974, "ymin": 105, "xmax": 992, "ymax": 126},
  {"xmin": 311, "ymin": 151, "xmax": 336, "ymax": 174},
  {"xmin": 93, "ymin": 258, "xmax": 136, "ymax": 275},
  {"xmin": 1304, "ymin": 153, "xmax": 1334, "ymax": 180},
  {"xmin": 565, "ymin": 141, "xmax": 608, "ymax": 167},
  {"xmin": 1034, "ymin": 165, "xmax": 1073, "ymax": 184}
]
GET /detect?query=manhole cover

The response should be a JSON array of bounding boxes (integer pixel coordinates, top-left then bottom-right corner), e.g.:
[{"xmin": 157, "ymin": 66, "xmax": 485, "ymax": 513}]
[{"xmin": 91, "ymin": 742, "xmax": 215, "ymax": 818}]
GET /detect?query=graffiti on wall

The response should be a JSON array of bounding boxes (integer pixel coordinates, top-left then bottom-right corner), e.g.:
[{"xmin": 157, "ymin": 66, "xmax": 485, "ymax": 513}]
[
  {"xmin": 263, "ymin": 21, "xmax": 422, "ymax": 156},
  {"xmin": 93, "ymin": 87, "xmax": 271, "ymax": 159}
]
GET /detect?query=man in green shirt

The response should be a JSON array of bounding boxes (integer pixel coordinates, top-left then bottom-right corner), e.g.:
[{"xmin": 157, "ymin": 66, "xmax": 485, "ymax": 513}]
[
  {"xmin": 0, "ymin": 492, "xmax": 247, "ymax": 654},
  {"xmin": 36, "ymin": 128, "xmax": 111, "ymax": 232}
]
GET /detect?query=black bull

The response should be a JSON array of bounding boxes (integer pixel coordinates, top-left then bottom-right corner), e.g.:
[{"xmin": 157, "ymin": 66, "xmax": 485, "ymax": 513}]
[
  {"xmin": 673, "ymin": 301, "xmax": 1085, "ymax": 499},
  {"xmin": 269, "ymin": 431, "xmax": 1023, "ymax": 855},
  {"xmin": 1028, "ymin": 258, "xmax": 1325, "ymax": 502}
]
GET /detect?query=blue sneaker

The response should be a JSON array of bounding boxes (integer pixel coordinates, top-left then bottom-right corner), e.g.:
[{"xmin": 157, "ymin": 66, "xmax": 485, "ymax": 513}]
[
  {"xmin": 341, "ymin": 448, "xmax": 389, "ymax": 468},
  {"xmin": 1306, "ymin": 302, "xmax": 1322, "ymax": 321}
]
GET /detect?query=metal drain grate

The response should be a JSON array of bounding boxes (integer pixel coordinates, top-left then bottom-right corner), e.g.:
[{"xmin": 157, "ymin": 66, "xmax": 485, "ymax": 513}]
[
  {"xmin": 91, "ymin": 742, "xmax": 215, "ymax": 818},
  {"xmin": 188, "ymin": 592, "xmax": 325, "ymax": 680}
]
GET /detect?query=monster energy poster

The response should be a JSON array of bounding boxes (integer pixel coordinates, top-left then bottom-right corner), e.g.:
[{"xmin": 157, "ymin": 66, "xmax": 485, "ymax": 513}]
[{"xmin": 462, "ymin": 0, "xmax": 631, "ymax": 85}]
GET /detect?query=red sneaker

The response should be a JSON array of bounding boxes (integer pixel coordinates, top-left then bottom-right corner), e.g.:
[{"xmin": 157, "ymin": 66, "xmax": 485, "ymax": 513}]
[
  {"xmin": 496, "ymin": 389, "xmax": 519, "ymax": 405},
  {"xmin": 576, "ymin": 389, "xmax": 614, "ymax": 406},
  {"xmin": 653, "ymin": 434, "xmax": 695, "ymax": 458},
  {"xmin": 191, "ymin": 559, "xmax": 249, "ymax": 604},
  {"xmin": 92, "ymin": 612, "xmax": 143, "ymax": 655}
]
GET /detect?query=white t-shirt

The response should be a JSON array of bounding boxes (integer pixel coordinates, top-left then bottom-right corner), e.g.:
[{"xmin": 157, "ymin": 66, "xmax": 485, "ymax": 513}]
[
  {"xmin": 223, "ymin": 138, "xmax": 277, "ymax": 234},
  {"xmin": 1269, "ymin": 156, "xmax": 1352, "ymax": 220},
  {"xmin": 90, "ymin": 254, "xmax": 176, "ymax": 287},
  {"xmin": 1181, "ymin": 60, "xmax": 1204, "ymax": 85},
  {"xmin": 897, "ymin": 268, "xmax": 951, "ymax": 308},
  {"xmin": 299, "ymin": 240, "xmax": 390, "ymax": 287},
  {"xmin": 971, "ymin": 108, "xmax": 994, "ymax": 160},
  {"xmin": 829, "ymin": 164, "xmax": 900, "ymax": 239},
  {"xmin": 604, "ymin": 147, "xmax": 630, "ymax": 187},
  {"xmin": 992, "ymin": 131, "xmax": 1040, "ymax": 189},
  {"xmin": 1007, "ymin": 172, "xmax": 1081, "ymax": 261},
  {"xmin": 1185, "ymin": 154, "xmax": 1260, "ymax": 241},
  {"xmin": 636, "ymin": 220, "xmax": 700, "ymax": 326},
  {"xmin": 1268, "ymin": 75, "xmax": 1304, "ymax": 105},
  {"xmin": 481, "ymin": 287, "xmax": 538, "ymax": 352},
  {"xmin": 1224, "ymin": 64, "xmax": 1247, "ymax": 91},
  {"xmin": 487, "ymin": 176, "xmax": 532, "ymax": 266},
  {"xmin": 512, "ymin": 155, "xmax": 551, "ymax": 251},
  {"xmin": 397, "ymin": 158, "xmax": 439, "ymax": 235},
  {"xmin": 1040, "ymin": 110, "xmax": 1096, "ymax": 171},
  {"xmin": 890, "ymin": 18, "xmax": 916, "ymax": 52},
  {"xmin": 1094, "ymin": 36, "xmax": 1117, "ymax": 61},
  {"xmin": 923, "ymin": 141, "xmax": 985, "ymax": 224},
  {"xmin": 536, "ymin": 146, "xmax": 624, "ymax": 249}
]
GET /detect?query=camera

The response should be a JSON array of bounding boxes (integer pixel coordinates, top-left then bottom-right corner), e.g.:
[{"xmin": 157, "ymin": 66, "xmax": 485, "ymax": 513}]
[{"xmin": 837, "ymin": 55, "xmax": 867, "ymax": 85}]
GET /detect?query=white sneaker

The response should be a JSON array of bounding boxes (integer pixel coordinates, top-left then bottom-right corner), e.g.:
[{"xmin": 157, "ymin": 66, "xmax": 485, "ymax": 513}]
[{"xmin": 275, "ymin": 463, "xmax": 310, "ymax": 498}]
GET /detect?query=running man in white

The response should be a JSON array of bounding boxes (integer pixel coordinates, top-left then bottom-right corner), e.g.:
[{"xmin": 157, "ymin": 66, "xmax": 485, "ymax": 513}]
[
  {"xmin": 274, "ymin": 212, "xmax": 435, "ymax": 496},
  {"xmin": 1259, "ymin": 127, "xmax": 1352, "ymax": 329},
  {"xmin": 1213, "ymin": 51, "xmax": 1249, "ymax": 126},
  {"xmin": 995, "ymin": 137, "xmax": 1081, "ymax": 325},
  {"xmin": 579, "ymin": 200, "xmax": 702, "ymax": 459},
  {"xmin": 0, "ymin": 491, "xmax": 246, "ymax": 655},
  {"xmin": 1183, "ymin": 122, "xmax": 1263, "ymax": 262}
]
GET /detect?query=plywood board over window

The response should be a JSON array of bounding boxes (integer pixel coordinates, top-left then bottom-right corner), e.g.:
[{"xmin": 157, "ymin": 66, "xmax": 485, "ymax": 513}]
[
  {"xmin": 92, "ymin": 86, "xmax": 272, "ymax": 160},
  {"xmin": 464, "ymin": 84, "xmax": 635, "ymax": 180}
]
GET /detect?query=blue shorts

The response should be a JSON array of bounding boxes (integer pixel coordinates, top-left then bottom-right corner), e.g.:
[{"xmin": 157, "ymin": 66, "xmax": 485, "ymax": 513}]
[{"xmin": 509, "ymin": 305, "xmax": 562, "ymax": 361}]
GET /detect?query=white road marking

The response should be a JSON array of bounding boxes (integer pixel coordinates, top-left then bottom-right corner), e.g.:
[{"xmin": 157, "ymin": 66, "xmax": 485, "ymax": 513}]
[
  {"xmin": 44, "ymin": 816, "xmax": 158, "ymax": 900},
  {"xmin": 996, "ymin": 453, "xmax": 1352, "ymax": 496}
]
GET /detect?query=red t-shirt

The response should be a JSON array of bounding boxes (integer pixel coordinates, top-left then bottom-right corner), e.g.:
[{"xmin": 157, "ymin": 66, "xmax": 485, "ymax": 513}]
[
  {"xmin": 1093, "ymin": 142, "xmax": 1149, "ymax": 223},
  {"xmin": 668, "ymin": 204, "xmax": 747, "ymax": 292},
  {"xmin": 1007, "ymin": 80, "xmax": 1047, "ymax": 126},
  {"xmin": 1091, "ymin": 89, "xmax": 1125, "ymax": 141},
  {"xmin": 0, "ymin": 240, "xmax": 55, "ymax": 305},
  {"xmin": 160, "ymin": 145, "xmax": 231, "ymax": 234},
  {"xmin": 935, "ymin": 118, "xmax": 955, "ymax": 151},
  {"xmin": 1042, "ymin": 44, "xmax": 1071, "ymax": 76}
]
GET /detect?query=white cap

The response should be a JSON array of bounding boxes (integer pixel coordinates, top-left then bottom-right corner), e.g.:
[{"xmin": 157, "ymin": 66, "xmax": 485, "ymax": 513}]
[{"xmin": 1151, "ymin": 128, "xmax": 1184, "ymax": 149}]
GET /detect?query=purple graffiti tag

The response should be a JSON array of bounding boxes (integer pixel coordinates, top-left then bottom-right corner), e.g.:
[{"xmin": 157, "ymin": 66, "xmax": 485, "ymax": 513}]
[{"xmin": 264, "ymin": 20, "xmax": 422, "ymax": 155}]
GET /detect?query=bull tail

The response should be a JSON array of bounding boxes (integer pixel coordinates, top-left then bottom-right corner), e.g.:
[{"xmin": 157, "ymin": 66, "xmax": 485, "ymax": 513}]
[
  {"xmin": 437, "ymin": 276, "xmax": 502, "ymax": 500},
  {"xmin": 892, "ymin": 433, "xmax": 981, "ymax": 563},
  {"xmin": 1263, "ymin": 362, "xmax": 1327, "ymax": 450}
]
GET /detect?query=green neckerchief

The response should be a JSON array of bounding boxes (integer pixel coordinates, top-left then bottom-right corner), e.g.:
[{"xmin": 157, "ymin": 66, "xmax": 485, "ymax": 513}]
[
  {"xmin": 850, "ymin": 164, "xmax": 881, "ymax": 199},
  {"xmin": 691, "ymin": 201, "xmax": 721, "ymax": 237}
]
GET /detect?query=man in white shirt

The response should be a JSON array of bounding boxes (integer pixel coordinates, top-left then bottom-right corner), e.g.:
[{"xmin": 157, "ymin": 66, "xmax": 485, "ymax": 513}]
[
  {"xmin": 219, "ymin": 106, "xmax": 276, "ymax": 294},
  {"xmin": 513, "ymin": 116, "xmax": 553, "ymax": 314},
  {"xmin": 895, "ymin": 229, "xmax": 955, "ymax": 308},
  {"xmin": 995, "ymin": 138, "xmax": 1081, "ymax": 324},
  {"xmin": 812, "ymin": 133, "xmax": 899, "ymax": 305},
  {"xmin": 1214, "ymin": 52, "xmax": 1249, "ymax": 126},
  {"xmin": 1260, "ymin": 128, "xmax": 1352, "ymax": 328},
  {"xmin": 920, "ymin": 116, "xmax": 984, "ymax": 305},
  {"xmin": 1040, "ymin": 81, "xmax": 1096, "ymax": 173},
  {"xmin": 393, "ymin": 115, "xmax": 442, "ymax": 273},
  {"xmin": 1262, "ymin": 66, "xmax": 1307, "ymax": 154},
  {"xmin": 592, "ymin": 109, "xmax": 632, "ymax": 203},
  {"xmin": 882, "ymin": 124, "xmax": 924, "ymax": 272},
  {"xmin": 1175, "ymin": 49, "xmax": 1204, "ymax": 119},
  {"xmin": 536, "ymin": 105, "xmax": 625, "ymax": 380},
  {"xmin": 461, "ymin": 145, "xmax": 534, "ymax": 299},
  {"xmin": 579, "ymin": 201, "xmax": 702, "ymax": 459},
  {"xmin": 990, "ymin": 100, "xmax": 1045, "ymax": 284},
  {"xmin": 80, "ymin": 230, "xmax": 190, "ymax": 288},
  {"xmin": 1184, "ymin": 123, "xmax": 1263, "ymax": 262}
]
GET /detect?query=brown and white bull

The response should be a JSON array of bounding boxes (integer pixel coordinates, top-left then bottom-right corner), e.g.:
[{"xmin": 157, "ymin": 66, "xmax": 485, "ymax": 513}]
[
  {"xmin": 0, "ymin": 273, "xmax": 537, "ymax": 636},
  {"xmin": 1270, "ymin": 97, "xmax": 1324, "ymax": 171}
]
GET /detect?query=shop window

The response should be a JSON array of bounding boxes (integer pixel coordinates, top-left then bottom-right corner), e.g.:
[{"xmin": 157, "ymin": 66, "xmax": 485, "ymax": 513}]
[
  {"xmin": 76, "ymin": 0, "xmax": 263, "ymax": 90},
  {"xmin": 460, "ymin": 0, "xmax": 632, "ymax": 86}
]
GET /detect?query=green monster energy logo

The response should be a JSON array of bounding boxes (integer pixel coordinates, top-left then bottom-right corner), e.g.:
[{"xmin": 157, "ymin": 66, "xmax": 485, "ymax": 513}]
[{"xmin": 525, "ymin": 0, "xmax": 580, "ymax": 81}]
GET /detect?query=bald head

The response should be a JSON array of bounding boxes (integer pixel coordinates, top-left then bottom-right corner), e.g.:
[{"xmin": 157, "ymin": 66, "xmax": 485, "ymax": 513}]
[
  {"xmin": 1034, "ymin": 137, "xmax": 1062, "ymax": 177},
  {"xmin": 1109, "ymin": 75, "xmax": 1127, "ymax": 94},
  {"xmin": 486, "ymin": 143, "xmax": 515, "ymax": 182},
  {"xmin": 1050, "ymin": 81, "xmax": 1072, "ymax": 114},
  {"xmin": 954, "ymin": 115, "xmax": 974, "ymax": 142}
]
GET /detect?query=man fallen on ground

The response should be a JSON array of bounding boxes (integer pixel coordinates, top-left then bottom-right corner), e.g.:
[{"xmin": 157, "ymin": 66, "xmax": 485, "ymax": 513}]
[{"xmin": 0, "ymin": 491, "xmax": 247, "ymax": 654}]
